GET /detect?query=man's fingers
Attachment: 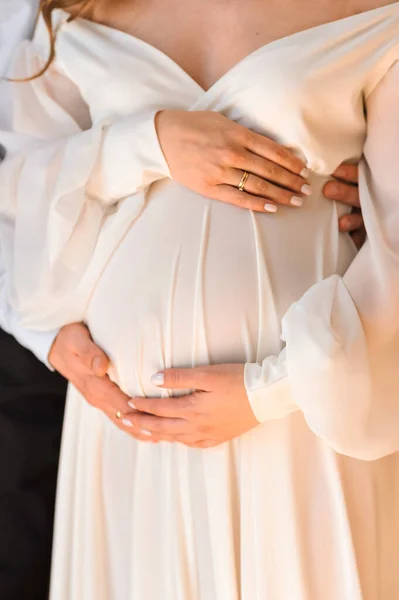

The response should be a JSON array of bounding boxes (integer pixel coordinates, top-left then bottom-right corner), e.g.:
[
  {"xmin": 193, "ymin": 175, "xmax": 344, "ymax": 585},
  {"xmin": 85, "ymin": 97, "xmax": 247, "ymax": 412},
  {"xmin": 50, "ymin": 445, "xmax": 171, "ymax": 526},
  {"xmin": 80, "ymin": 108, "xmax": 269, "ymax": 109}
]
[
  {"xmin": 323, "ymin": 180, "xmax": 360, "ymax": 208},
  {"xmin": 351, "ymin": 227, "xmax": 367, "ymax": 250},
  {"xmin": 338, "ymin": 213, "xmax": 364, "ymax": 233},
  {"xmin": 333, "ymin": 163, "xmax": 359, "ymax": 184},
  {"xmin": 80, "ymin": 374, "xmax": 130, "ymax": 415},
  {"xmin": 91, "ymin": 353, "xmax": 109, "ymax": 377},
  {"xmin": 67, "ymin": 323, "xmax": 109, "ymax": 375}
]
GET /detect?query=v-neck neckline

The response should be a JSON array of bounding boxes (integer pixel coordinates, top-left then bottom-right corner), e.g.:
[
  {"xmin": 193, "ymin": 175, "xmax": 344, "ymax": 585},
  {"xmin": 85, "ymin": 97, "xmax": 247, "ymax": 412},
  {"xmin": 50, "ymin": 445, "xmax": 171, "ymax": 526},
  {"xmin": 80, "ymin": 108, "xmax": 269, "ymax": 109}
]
[{"xmin": 58, "ymin": 3, "xmax": 399, "ymax": 94}]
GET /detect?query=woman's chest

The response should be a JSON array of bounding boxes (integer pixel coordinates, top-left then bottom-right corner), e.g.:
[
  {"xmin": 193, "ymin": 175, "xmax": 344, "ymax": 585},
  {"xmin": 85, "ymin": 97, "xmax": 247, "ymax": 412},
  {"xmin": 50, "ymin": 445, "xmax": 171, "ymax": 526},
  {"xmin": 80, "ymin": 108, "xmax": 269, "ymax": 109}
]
[
  {"xmin": 61, "ymin": 31, "xmax": 372, "ymax": 170},
  {"xmin": 86, "ymin": 0, "xmax": 391, "ymax": 92},
  {"xmin": 57, "ymin": 4, "xmax": 399, "ymax": 171}
]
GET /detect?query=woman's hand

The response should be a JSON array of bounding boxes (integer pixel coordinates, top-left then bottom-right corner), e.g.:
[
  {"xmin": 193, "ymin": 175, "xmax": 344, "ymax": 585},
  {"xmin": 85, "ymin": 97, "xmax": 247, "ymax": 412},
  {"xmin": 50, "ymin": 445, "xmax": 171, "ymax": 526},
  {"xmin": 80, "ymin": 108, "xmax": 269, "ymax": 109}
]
[
  {"xmin": 157, "ymin": 111, "xmax": 366, "ymax": 245},
  {"xmin": 156, "ymin": 110, "xmax": 310, "ymax": 212},
  {"xmin": 125, "ymin": 365, "xmax": 258, "ymax": 448}
]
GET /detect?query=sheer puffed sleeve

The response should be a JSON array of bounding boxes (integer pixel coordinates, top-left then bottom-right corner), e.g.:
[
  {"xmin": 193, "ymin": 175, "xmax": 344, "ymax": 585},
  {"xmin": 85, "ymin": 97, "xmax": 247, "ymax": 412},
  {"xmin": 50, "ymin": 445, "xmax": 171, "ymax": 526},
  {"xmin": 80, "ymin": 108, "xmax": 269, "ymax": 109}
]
[
  {"xmin": 245, "ymin": 62, "xmax": 399, "ymax": 461},
  {"xmin": 0, "ymin": 26, "xmax": 170, "ymax": 330}
]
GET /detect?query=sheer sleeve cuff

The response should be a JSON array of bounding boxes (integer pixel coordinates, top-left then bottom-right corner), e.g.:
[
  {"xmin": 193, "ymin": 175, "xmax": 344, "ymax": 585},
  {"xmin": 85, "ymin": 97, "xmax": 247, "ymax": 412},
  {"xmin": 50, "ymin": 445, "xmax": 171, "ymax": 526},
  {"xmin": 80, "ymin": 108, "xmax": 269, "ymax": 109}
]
[
  {"xmin": 244, "ymin": 351, "xmax": 298, "ymax": 423},
  {"xmin": 87, "ymin": 109, "xmax": 171, "ymax": 202}
]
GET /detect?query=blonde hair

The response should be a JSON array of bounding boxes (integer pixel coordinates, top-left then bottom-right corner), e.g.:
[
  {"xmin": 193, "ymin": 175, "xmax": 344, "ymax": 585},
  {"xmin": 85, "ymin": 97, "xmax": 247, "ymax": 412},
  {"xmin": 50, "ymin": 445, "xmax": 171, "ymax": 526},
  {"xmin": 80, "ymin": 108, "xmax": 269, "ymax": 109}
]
[{"xmin": 33, "ymin": 0, "xmax": 94, "ymax": 79}]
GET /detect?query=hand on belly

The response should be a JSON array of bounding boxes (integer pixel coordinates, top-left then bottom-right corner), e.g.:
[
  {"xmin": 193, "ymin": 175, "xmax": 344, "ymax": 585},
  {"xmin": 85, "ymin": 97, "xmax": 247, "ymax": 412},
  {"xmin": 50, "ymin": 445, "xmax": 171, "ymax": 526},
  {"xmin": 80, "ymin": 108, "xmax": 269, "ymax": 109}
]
[{"xmin": 123, "ymin": 364, "xmax": 259, "ymax": 448}]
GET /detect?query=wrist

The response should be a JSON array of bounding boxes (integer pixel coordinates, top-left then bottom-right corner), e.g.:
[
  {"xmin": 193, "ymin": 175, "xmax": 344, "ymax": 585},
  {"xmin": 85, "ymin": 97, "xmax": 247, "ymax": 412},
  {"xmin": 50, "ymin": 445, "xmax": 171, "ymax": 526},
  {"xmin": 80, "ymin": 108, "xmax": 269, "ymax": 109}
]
[{"xmin": 154, "ymin": 109, "xmax": 180, "ymax": 144}]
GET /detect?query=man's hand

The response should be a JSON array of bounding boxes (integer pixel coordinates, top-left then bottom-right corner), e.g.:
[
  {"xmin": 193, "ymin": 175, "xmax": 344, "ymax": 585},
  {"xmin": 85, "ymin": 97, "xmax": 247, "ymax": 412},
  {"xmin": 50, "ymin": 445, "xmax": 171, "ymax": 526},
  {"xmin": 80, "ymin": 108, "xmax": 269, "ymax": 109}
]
[
  {"xmin": 126, "ymin": 364, "xmax": 259, "ymax": 448},
  {"xmin": 49, "ymin": 323, "xmax": 154, "ymax": 442},
  {"xmin": 323, "ymin": 163, "xmax": 366, "ymax": 249}
]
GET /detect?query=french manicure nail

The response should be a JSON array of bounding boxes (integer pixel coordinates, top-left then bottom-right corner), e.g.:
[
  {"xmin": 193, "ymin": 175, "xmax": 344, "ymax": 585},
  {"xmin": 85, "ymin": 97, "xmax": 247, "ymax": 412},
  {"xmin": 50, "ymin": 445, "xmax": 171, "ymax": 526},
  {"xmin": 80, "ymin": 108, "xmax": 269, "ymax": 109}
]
[
  {"xmin": 151, "ymin": 372, "xmax": 164, "ymax": 386},
  {"xmin": 301, "ymin": 184, "xmax": 312, "ymax": 196},
  {"xmin": 140, "ymin": 429, "xmax": 152, "ymax": 437},
  {"xmin": 122, "ymin": 418, "xmax": 134, "ymax": 428},
  {"xmin": 290, "ymin": 196, "xmax": 303, "ymax": 207},
  {"xmin": 264, "ymin": 203, "xmax": 278, "ymax": 213},
  {"xmin": 300, "ymin": 167, "xmax": 310, "ymax": 178},
  {"xmin": 128, "ymin": 401, "xmax": 137, "ymax": 410}
]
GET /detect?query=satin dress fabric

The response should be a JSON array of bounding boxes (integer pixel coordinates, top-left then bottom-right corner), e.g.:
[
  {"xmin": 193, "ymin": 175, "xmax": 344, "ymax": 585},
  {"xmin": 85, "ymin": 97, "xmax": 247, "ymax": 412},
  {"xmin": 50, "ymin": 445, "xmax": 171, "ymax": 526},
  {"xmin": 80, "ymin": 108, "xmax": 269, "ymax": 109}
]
[{"xmin": 1, "ymin": 5, "xmax": 399, "ymax": 600}]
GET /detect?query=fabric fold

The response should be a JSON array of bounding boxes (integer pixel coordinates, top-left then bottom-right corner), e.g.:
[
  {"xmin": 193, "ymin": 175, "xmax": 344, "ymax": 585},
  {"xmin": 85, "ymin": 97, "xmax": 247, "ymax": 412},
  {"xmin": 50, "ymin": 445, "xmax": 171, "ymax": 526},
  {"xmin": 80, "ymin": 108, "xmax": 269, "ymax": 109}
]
[{"xmin": 0, "ymin": 33, "xmax": 170, "ymax": 329}]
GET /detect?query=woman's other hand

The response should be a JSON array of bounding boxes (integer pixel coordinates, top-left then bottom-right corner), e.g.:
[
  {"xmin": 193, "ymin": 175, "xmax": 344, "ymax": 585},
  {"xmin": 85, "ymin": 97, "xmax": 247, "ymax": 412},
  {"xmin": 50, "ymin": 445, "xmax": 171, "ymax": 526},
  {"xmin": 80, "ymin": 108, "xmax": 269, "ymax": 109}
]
[
  {"xmin": 323, "ymin": 163, "xmax": 366, "ymax": 249},
  {"xmin": 156, "ymin": 110, "xmax": 310, "ymax": 213},
  {"xmin": 125, "ymin": 365, "xmax": 258, "ymax": 448}
]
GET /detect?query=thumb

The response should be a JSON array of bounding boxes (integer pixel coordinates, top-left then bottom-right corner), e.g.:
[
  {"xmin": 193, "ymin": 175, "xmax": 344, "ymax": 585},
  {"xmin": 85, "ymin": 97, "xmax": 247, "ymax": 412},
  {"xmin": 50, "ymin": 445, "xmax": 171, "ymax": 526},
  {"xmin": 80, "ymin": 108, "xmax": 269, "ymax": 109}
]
[
  {"xmin": 91, "ymin": 351, "xmax": 109, "ymax": 377},
  {"xmin": 71, "ymin": 324, "xmax": 109, "ymax": 376},
  {"xmin": 151, "ymin": 367, "xmax": 212, "ymax": 391}
]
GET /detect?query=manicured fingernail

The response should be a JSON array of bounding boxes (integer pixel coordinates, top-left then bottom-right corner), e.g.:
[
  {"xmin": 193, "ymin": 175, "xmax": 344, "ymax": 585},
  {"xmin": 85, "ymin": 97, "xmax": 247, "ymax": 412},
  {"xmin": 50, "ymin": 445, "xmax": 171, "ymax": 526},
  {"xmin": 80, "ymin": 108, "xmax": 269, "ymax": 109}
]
[
  {"xmin": 290, "ymin": 196, "xmax": 303, "ymax": 207},
  {"xmin": 128, "ymin": 401, "xmax": 136, "ymax": 410},
  {"xmin": 300, "ymin": 167, "xmax": 309, "ymax": 178},
  {"xmin": 301, "ymin": 184, "xmax": 312, "ymax": 196},
  {"xmin": 122, "ymin": 418, "xmax": 133, "ymax": 428},
  {"xmin": 151, "ymin": 372, "xmax": 164, "ymax": 386},
  {"xmin": 264, "ymin": 203, "xmax": 278, "ymax": 213},
  {"xmin": 140, "ymin": 429, "xmax": 152, "ymax": 437}
]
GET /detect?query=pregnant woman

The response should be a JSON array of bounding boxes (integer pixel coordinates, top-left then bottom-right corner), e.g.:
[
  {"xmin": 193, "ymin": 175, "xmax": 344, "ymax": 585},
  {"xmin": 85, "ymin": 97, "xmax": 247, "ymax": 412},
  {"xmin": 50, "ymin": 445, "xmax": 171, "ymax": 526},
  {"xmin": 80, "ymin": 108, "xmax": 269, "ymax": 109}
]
[{"xmin": 1, "ymin": 0, "xmax": 399, "ymax": 598}]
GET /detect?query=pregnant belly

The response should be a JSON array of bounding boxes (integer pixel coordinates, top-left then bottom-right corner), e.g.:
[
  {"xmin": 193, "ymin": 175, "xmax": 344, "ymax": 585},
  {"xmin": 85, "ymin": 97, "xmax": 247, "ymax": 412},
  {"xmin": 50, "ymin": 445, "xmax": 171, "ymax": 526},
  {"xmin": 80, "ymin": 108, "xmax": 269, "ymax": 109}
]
[{"xmin": 85, "ymin": 179, "xmax": 356, "ymax": 396}]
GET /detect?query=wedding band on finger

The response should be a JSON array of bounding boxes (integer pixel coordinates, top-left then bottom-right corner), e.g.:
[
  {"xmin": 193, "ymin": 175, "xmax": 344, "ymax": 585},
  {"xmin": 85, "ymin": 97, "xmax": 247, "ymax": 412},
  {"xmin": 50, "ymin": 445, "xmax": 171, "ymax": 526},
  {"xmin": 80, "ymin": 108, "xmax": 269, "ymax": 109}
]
[
  {"xmin": 237, "ymin": 170, "xmax": 249, "ymax": 192},
  {"xmin": 116, "ymin": 410, "xmax": 134, "ymax": 429}
]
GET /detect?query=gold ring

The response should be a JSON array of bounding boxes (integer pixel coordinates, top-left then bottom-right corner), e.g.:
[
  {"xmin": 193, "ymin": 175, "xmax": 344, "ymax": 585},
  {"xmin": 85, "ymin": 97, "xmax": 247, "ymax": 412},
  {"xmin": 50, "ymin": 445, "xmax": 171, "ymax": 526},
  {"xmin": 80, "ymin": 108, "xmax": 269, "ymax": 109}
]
[
  {"xmin": 115, "ymin": 410, "xmax": 123, "ymax": 420},
  {"xmin": 237, "ymin": 170, "xmax": 249, "ymax": 192}
]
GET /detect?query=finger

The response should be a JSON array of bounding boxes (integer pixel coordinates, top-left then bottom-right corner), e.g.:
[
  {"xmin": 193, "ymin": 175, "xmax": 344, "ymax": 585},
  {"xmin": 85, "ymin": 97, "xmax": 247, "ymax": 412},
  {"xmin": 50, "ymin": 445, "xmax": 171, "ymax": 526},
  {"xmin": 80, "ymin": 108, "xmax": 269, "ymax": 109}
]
[
  {"xmin": 212, "ymin": 184, "xmax": 279, "ymax": 213},
  {"xmin": 151, "ymin": 368, "xmax": 215, "ymax": 392},
  {"xmin": 195, "ymin": 440, "xmax": 218, "ymax": 449},
  {"xmin": 115, "ymin": 418, "xmax": 158, "ymax": 442},
  {"xmin": 131, "ymin": 394, "xmax": 195, "ymax": 418},
  {"xmin": 224, "ymin": 169, "xmax": 306, "ymax": 208},
  {"xmin": 332, "ymin": 163, "xmax": 359, "ymax": 184},
  {"xmin": 81, "ymin": 374, "xmax": 131, "ymax": 416},
  {"xmin": 244, "ymin": 130, "xmax": 308, "ymax": 176},
  {"xmin": 153, "ymin": 433, "xmax": 217, "ymax": 448},
  {"xmin": 351, "ymin": 227, "xmax": 367, "ymax": 250},
  {"xmin": 109, "ymin": 413, "xmax": 158, "ymax": 442},
  {"xmin": 238, "ymin": 152, "xmax": 310, "ymax": 194},
  {"xmin": 69, "ymin": 323, "xmax": 109, "ymax": 376},
  {"xmin": 151, "ymin": 433, "xmax": 207, "ymax": 446},
  {"xmin": 323, "ymin": 180, "xmax": 360, "ymax": 208},
  {"xmin": 338, "ymin": 213, "xmax": 364, "ymax": 233},
  {"xmin": 177, "ymin": 436, "xmax": 215, "ymax": 448},
  {"xmin": 128, "ymin": 413, "xmax": 192, "ymax": 435}
]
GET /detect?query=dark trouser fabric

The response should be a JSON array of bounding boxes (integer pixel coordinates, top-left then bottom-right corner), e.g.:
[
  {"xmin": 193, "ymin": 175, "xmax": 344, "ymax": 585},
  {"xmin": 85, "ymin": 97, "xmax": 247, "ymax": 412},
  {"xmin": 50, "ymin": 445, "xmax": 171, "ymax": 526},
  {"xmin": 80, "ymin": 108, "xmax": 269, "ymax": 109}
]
[{"xmin": 0, "ymin": 328, "xmax": 66, "ymax": 600}]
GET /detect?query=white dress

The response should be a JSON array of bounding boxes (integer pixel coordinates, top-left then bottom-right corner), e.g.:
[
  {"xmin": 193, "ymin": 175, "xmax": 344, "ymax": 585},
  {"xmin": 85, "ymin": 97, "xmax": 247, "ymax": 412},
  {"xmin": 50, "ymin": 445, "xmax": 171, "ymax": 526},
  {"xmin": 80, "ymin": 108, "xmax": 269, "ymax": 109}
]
[{"xmin": 1, "ymin": 5, "xmax": 399, "ymax": 599}]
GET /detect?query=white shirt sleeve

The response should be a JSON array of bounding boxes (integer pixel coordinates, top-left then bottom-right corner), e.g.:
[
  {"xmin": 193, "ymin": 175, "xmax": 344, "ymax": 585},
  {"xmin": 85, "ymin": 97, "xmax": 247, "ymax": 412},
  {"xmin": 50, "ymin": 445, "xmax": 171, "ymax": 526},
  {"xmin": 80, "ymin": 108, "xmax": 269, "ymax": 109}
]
[
  {"xmin": 0, "ymin": 216, "xmax": 57, "ymax": 365},
  {"xmin": 0, "ymin": 22, "xmax": 171, "ymax": 331},
  {"xmin": 245, "ymin": 61, "xmax": 399, "ymax": 461},
  {"xmin": 0, "ymin": 0, "xmax": 59, "ymax": 365},
  {"xmin": 0, "ymin": 261, "xmax": 57, "ymax": 364}
]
